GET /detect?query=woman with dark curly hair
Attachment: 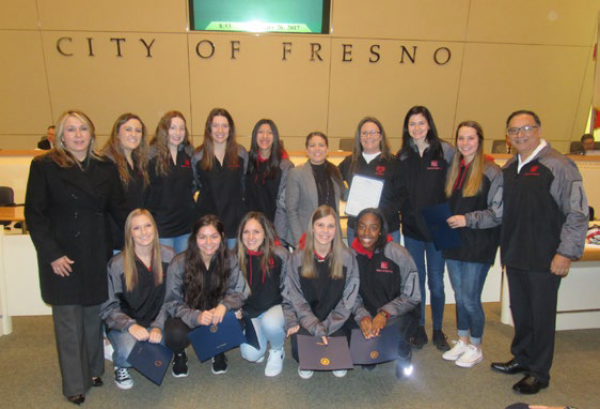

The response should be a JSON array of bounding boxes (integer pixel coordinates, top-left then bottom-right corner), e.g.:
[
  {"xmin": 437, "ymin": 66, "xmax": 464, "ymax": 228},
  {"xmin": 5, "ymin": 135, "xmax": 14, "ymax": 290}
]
[{"xmin": 162, "ymin": 215, "xmax": 248, "ymax": 377}]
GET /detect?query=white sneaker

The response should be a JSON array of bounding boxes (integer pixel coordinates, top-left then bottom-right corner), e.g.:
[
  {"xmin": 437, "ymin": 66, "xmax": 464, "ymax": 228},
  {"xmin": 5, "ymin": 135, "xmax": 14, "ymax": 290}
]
[
  {"xmin": 455, "ymin": 345, "xmax": 483, "ymax": 368},
  {"xmin": 298, "ymin": 368, "xmax": 314, "ymax": 379},
  {"xmin": 114, "ymin": 367, "xmax": 133, "ymax": 390},
  {"xmin": 442, "ymin": 340, "xmax": 469, "ymax": 361},
  {"xmin": 332, "ymin": 369, "xmax": 347, "ymax": 378},
  {"xmin": 104, "ymin": 341, "xmax": 114, "ymax": 362},
  {"xmin": 256, "ymin": 355, "xmax": 265, "ymax": 363},
  {"xmin": 264, "ymin": 349, "xmax": 285, "ymax": 377}
]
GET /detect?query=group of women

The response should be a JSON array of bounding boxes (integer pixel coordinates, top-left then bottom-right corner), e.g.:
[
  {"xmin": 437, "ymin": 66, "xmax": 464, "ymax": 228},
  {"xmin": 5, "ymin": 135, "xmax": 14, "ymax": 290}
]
[{"xmin": 24, "ymin": 105, "xmax": 503, "ymax": 405}]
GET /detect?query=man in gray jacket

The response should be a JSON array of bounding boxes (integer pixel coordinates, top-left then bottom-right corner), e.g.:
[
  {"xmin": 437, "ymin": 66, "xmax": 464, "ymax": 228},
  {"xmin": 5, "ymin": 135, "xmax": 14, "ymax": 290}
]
[{"xmin": 491, "ymin": 110, "xmax": 588, "ymax": 395}]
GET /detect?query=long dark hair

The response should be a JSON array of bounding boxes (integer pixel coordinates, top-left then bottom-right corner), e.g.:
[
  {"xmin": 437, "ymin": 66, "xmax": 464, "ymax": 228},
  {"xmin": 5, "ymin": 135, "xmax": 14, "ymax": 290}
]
[
  {"xmin": 356, "ymin": 208, "xmax": 389, "ymax": 252},
  {"xmin": 183, "ymin": 215, "xmax": 230, "ymax": 310},
  {"xmin": 150, "ymin": 111, "xmax": 192, "ymax": 177},
  {"xmin": 398, "ymin": 105, "xmax": 443, "ymax": 160},
  {"xmin": 247, "ymin": 119, "xmax": 284, "ymax": 180},
  {"xmin": 198, "ymin": 108, "xmax": 239, "ymax": 171}
]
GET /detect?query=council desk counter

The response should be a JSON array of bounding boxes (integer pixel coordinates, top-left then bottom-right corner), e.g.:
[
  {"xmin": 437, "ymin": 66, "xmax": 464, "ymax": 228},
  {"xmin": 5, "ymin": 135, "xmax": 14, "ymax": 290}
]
[{"xmin": 1, "ymin": 151, "xmax": 599, "ymax": 335}]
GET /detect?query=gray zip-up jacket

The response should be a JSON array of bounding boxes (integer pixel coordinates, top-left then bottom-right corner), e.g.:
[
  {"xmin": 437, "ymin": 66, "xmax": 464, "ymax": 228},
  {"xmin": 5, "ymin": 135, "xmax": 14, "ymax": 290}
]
[
  {"xmin": 282, "ymin": 246, "xmax": 359, "ymax": 337},
  {"xmin": 162, "ymin": 251, "xmax": 249, "ymax": 329}
]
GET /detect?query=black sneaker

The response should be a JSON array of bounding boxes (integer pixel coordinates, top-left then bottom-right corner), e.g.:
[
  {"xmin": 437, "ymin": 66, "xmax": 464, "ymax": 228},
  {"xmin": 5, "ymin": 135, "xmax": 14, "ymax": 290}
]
[
  {"xmin": 212, "ymin": 353, "xmax": 228, "ymax": 375},
  {"xmin": 432, "ymin": 330, "xmax": 451, "ymax": 352},
  {"xmin": 410, "ymin": 326, "xmax": 428, "ymax": 349},
  {"xmin": 172, "ymin": 351, "xmax": 189, "ymax": 378}
]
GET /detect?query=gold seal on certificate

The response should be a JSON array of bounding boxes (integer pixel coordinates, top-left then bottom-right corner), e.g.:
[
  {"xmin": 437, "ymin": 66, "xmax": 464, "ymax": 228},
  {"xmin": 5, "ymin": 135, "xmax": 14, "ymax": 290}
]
[{"xmin": 210, "ymin": 324, "xmax": 218, "ymax": 333}]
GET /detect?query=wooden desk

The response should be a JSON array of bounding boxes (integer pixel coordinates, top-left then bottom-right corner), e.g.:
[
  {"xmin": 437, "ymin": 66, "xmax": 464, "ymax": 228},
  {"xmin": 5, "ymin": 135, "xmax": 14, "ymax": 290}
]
[{"xmin": 0, "ymin": 206, "xmax": 26, "ymax": 233}]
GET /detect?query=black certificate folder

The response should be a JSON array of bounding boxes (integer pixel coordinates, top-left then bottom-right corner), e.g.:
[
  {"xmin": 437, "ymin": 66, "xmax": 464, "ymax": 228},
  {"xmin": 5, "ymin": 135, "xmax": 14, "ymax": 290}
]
[
  {"xmin": 420, "ymin": 202, "xmax": 462, "ymax": 251},
  {"xmin": 350, "ymin": 325, "xmax": 400, "ymax": 365},
  {"xmin": 188, "ymin": 311, "xmax": 246, "ymax": 362},
  {"xmin": 127, "ymin": 341, "xmax": 173, "ymax": 386},
  {"xmin": 297, "ymin": 335, "xmax": 353, "ymax": 371}
]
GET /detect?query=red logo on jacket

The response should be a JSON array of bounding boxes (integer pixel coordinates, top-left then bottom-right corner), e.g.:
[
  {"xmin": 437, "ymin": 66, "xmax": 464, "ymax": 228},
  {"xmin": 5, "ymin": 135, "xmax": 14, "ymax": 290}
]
[
  {"xmin": 525, "ymin": 165, "xmax": 540, "ymax": 176},
  {"xmin": 427, "ymin": 160, "xmax": 441, "ymax": 170},
  {"xmin": 375, "ymin": 166, "xmax": 386, "ymax": 176},
  {"xmin": 182, "ymin": 158, "xmax": 191, "ymax": 168}
]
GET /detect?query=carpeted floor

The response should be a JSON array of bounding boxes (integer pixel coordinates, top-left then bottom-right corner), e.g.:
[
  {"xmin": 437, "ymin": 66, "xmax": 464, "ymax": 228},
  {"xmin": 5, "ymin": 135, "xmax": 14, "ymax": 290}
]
[{"xmin": 0, "ymin": 303, "xmax": 598, "ymax": 409}]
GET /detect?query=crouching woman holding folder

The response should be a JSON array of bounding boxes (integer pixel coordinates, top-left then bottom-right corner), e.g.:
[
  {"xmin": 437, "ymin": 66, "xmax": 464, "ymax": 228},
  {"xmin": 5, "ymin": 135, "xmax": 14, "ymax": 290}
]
[
  {"xmin": 282, "ymin": 205, "xmax": 359, "ymax": 379},
  {"xmin": 236, "ymin": 212, "xmax": 289, "ymax": 377},
  {"xmin": 162, "ymin": 215, "xmax": 249, "ymax": 377},
  {"xmin": 350, "ymin": 208, "xmax": 421, "ymax": 379},
  {"xmin": 100, "ymin": 209, "xmax": 176, "ymax": 389}
]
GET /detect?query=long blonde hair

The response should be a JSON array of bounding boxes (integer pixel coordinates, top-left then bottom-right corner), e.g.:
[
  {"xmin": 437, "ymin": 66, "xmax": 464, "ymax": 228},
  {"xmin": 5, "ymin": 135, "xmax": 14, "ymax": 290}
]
[
  {"xmin": 122, "ymin": 209, "xmax": 164, "ymax": 292},
  {"xmin": 445, "ymin": 120, "xmax": 485, "ymax": 198},
  {"xmin": 50, "ymin": 110, "xmax": 100, "ymax": 168},
  {"xmin": 101, "ymin": 113, "xmax": 150, "ymax": 188},
  {"xmin": 301, "ymin": 205, "xmax": 345, "ymax": 280},
  {"xmin": 236, "ymin": 212, "xmax": 278, "ymax": 281}
]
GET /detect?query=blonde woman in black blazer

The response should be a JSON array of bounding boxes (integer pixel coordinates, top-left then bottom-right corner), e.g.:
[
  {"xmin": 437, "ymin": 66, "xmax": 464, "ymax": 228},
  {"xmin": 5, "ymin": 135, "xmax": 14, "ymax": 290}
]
[{"xmin": 25, "ymin": 110, "xmax": 126, "ymax": 406}]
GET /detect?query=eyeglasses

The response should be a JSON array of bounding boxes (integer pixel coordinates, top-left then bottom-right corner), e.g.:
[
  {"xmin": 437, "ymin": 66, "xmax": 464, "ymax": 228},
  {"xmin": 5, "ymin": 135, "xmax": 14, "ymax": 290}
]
[
  {"xmin": 361, "ymin": 130, "xmax": 381, "ymax": 137},
  {"xmin": 506, "ymin": 125, "xmax": 538, "ymax": 136}
]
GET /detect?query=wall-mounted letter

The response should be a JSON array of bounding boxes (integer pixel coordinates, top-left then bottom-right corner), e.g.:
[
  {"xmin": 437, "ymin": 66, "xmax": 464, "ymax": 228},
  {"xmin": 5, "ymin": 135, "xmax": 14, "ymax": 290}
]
[
  {"xmin": 231, "ymin": 41, "xmax": 240, "ymax": 59},
  {"xmin": 433, "ymin": 47, "xmax": 451, "ymax": 65},
  {"xmin": 56, "ymin": 37, "xmax": 73, "ymax": 57},
  {"xmin": 342, "ymin": 44, "xmax": 352, "ymax": 62},
  {"xmin": 282, "ymin": 42, "xmax": 292, "ymax": 60},
  {"xmin": 400, "ymin": 46, "xmax": 417, "ymax": 64},
  {"xmin": 310, "ymin": 43, "xmax": 323, "ymax": 61},
  {"xmin": 111, "ymin": 38, "xmax": 126, "ymax": 57},
  {"xmin": 140, "ymin": 38, "xmax": 155, "ymax": 58},
  {"xmin": 369, "ymin": 45, "xmax": 380, "ymax": 63},
  {"xmin": 196, "ymin": 40, "xmax": 215, "ymax": 59}
]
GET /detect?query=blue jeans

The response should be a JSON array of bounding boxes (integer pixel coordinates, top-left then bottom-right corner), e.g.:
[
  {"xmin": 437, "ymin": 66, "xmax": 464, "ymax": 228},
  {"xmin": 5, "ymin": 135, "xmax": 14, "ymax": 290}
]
[
  {"xmin": 107, "ymin": 327, "xmax": 165, "ymax": 368},
  {"xmin": 403, "ymin": 236, "xmax": 446, "ymax": 330},
  {"xmin": 240, "ymin": 305, "xmax": 285, "ymax": 362},
  {"xmin": 347, "ymin": 227, "xmax": 401, "ymax": 247},
  {"xmin": 159, "ymin": 233, "xmax": 190, "ymax": 254},
  {"xmin": 446, "ymin": 260, "xmax": 491, "ymax": 345}
]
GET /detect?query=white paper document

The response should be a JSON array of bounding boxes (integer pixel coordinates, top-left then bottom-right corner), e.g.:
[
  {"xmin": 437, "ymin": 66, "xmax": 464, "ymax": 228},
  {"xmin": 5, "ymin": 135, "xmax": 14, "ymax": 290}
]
[{"xmin": 345, "ymin": 175, "xmax": 384, "ymax": 216}]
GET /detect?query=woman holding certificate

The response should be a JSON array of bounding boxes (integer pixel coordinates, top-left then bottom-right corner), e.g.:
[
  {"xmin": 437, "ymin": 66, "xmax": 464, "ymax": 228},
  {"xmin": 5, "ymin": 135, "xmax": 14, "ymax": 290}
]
[
  {"xmin": 283, "ymin": 205, "xmax": 359, "ymax": 379},
  {"xmin": 397, "ymin": 105, "xmax": 454, "ymax": 352},
  {"xmin": 351, "ymin": 208, "xmax": 420, "ymax": 379},
  {"xmin": 101, "ymin": 209, "xmax": 176, "ymax": 390},
  {"xmin": 286, "ymin": 132, "xmax": 344, "ymax": 247},
  {"xmin": 338, "ymin": 117, "xmax": 402, "ymax": 245},
  {"xmin": 442, "ymin": 121, "xmax": 502, "ymax": 368},
  {"xmin": 162, "ymin": 215, "xmax": 248, "ymax": 377},
  {"xmin": 236, "ymin": 212, "xmax": 289, "ymax": 377}
]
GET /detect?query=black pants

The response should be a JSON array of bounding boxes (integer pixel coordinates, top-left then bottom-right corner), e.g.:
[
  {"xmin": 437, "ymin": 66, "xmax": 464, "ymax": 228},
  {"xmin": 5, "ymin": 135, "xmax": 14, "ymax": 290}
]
[
  {"xmin": 506, "ymin": 268, "xmax": 561, "ymax": 383},
  {"xmin": 52, "ymin": 304, "xmax": 104, "ymax": 397},
  {"xmin": 163, "ymin": 317, "xmax": 191, "ymax": 353}
]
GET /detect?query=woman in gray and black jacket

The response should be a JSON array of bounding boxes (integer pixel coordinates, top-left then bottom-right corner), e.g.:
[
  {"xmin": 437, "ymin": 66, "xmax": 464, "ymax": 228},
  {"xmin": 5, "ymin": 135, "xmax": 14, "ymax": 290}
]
[
  {"xmin": 282, "ymin": 205, "xmax": 359, "ymax": 379},
  {"xmin": 100, "ymin": 209, "xmax": 176, "ymax": 390}
]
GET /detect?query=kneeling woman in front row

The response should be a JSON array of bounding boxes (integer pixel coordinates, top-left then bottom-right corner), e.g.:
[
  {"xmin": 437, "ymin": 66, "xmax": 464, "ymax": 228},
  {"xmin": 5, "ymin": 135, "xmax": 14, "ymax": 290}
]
[
  {"xmin": 283, "ymin": 205, "xmax": 359, "ymax": 379},
  {"xmin": 350, "ymin": 208, "xmax": 421, "ymax": 379},
  {"xmin": 162, "ymin": 215, "xmax": 249, "ymax": 377},
  {"xmin": 101, "ymin": 209, "xmax": 176, "ymax": 389},
  {"xmin": 236, "ymin": 212, "xmax": 289, "ymax": 377}
]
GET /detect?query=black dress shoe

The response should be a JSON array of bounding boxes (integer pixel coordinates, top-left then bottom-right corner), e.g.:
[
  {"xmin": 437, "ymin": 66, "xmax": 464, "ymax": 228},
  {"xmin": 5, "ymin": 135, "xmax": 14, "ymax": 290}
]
[
  {"xmin": 67, "ymin": 394, "xmax": 85, "ymax": 405},
  {"xmin": 91, "ymin": 376, "xmax": 103, "ymax": 387},
  {"xmin": 432, "ymin": 330, "xmax": 450, "ymax": 352},
  {"xmin": 490, "ymin": 358, "xmax": 528, "ymax": 375},
  {"xmin": 512, "ymin": 375, "xmax": 549, "ymax": 395}
]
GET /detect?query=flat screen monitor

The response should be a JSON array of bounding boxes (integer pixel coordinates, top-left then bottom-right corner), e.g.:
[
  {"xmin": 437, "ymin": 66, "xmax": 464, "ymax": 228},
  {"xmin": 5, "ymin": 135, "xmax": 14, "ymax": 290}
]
[{"xmin": 189, "ymin": 0, "xmax": 331, "ymax": 34}]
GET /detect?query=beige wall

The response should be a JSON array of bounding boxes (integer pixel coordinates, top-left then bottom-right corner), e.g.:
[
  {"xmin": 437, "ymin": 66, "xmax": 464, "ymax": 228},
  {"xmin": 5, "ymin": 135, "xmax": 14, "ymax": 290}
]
[{"xmin": 1, "ymin": 0, "xmax": 599, "ymax": 153}]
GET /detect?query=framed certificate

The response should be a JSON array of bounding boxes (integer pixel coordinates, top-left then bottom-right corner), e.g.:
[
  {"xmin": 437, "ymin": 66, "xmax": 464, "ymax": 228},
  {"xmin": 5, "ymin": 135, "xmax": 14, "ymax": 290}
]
[{"xmin": 345, "ymin": 175, "xmax": 384, "ymax": 216}]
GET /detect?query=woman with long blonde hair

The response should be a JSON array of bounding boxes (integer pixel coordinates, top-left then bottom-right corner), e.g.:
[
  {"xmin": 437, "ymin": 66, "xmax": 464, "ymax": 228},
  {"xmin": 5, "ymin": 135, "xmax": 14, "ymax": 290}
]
[
  {"xmin": 100, "ymin": 209, "xmax": 176, "ymax": 389},
  {"xmin": 282, "ymin": 205, "xmax": 359, "ymax": 379},
  {"xmin": 442, "ymin": 120, "xmax": 503, "ymax": 368}
]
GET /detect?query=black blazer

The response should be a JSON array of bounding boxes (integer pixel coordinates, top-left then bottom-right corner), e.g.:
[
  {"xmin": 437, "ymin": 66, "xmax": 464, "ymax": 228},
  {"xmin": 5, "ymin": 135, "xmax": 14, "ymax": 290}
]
[{"xmin": 25, "ymin": 153, "xmax": 126, "ymax": 306}]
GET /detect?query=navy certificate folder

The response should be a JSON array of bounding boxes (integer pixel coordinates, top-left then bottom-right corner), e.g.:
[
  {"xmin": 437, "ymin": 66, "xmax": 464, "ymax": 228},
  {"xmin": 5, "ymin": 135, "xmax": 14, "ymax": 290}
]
[
  {"xmin": 420, "ymin": 202, "xmax": 462, "ymax": 250},
  {"xmin": 297, "ymin": 334, "xmax": 353, "ymax": 371},
  {"xmin": 349, "ymin": 325, "xmax": 400, "ymax": 365},
  {"xmin": 240, "ymin": 313, "xmax": 260, "ymax": 350},
  {"xmin": 188, "ymin": 311, "xmax": 246, "ymax": 362},
  {"xmin": 127, "ymin": 341, "xmax": 173, "ymax": 386}
]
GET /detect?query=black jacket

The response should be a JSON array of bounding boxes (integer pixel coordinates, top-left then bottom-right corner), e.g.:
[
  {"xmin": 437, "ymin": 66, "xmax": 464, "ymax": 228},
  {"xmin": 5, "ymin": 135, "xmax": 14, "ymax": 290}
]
[{"xmin": 25, "ymin": 153, "xmax": 126, "ymax": 306}]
